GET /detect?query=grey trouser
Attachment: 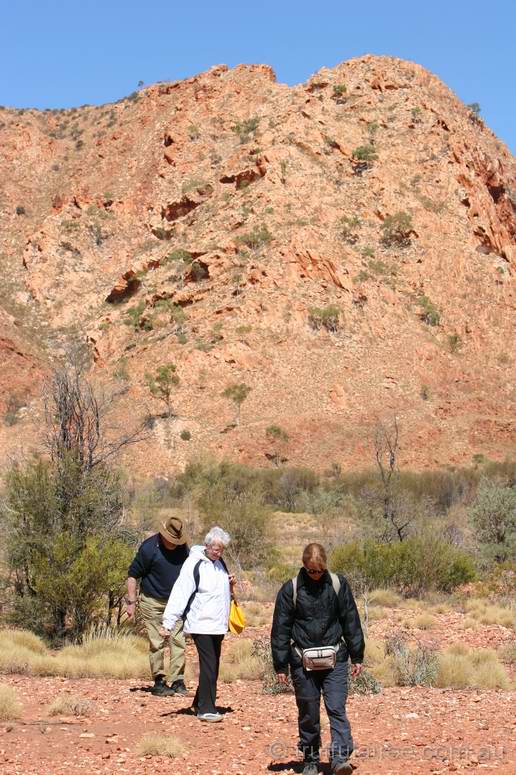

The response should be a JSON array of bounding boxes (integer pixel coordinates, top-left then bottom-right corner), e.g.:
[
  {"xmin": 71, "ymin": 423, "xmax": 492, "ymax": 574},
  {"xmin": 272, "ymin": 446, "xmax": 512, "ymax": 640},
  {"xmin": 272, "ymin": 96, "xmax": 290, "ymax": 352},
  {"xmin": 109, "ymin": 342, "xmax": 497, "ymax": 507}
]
[
  {"xmin": 139, "ymin": 592, "xmax": 185, "ymax": 682},
  {"xmin": 291, "ymin": 660, "xmax": 353, "ymax": 766}
]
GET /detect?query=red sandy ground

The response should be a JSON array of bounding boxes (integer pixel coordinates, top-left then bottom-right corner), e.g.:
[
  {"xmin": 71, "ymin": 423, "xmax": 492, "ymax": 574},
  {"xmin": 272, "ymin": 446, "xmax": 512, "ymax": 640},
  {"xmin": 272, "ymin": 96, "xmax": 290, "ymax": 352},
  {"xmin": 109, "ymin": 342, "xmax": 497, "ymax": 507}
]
[
  {"xmin": 1, "ymin": 609, "xmax": 515, "ymax": 775},
  {"xmin": 1, "ymin": 662, "xmax": 514, "ymax": 775}
]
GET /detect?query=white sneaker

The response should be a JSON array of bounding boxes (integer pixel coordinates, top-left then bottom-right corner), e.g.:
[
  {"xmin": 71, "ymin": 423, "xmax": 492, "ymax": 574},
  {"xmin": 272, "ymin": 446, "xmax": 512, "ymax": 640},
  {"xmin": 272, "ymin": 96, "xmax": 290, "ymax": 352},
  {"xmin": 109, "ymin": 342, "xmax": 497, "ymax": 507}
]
[{"xmin": 197, "ymin": 712, "xmax": 223, "ymax": 723}]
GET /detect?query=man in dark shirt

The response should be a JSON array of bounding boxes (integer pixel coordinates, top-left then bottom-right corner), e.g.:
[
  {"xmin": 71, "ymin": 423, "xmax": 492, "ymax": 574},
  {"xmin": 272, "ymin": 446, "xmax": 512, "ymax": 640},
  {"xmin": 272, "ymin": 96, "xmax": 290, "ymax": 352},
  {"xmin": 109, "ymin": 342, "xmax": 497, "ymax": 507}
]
[{"xmin": 127, "ymin": 516, "xmax": 189, "ymax": 696}]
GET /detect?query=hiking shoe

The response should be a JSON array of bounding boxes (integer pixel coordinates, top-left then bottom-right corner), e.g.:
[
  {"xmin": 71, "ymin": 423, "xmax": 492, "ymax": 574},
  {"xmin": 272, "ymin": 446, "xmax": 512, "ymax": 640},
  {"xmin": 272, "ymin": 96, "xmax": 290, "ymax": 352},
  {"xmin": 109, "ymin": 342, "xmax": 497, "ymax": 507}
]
[
  {"xmin": 170, "ymin": 679, "xmax": 188, "ymax": 696},
  {"xmin": 197, "ymin": 712, "xmax": 223, "ymax": 723},
  {"xmin": 332, "ymin": 761, "xmax": 353, "ymax": 775},
  {"xmin": 150, "ymin": 678, "xmax": 176, "ymax": 696},
  {"xmin": 302, "ymin": 764, "xmax": 319, "ymax": 775}
]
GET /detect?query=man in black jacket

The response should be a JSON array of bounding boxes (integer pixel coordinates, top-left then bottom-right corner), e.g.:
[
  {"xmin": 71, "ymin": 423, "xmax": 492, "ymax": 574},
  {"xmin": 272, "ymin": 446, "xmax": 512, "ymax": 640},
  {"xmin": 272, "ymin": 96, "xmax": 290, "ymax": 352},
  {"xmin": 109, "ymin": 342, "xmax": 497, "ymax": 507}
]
[
  {"xmin": 271, "ymin": 543, "xmax": 364, "ymax": 775},
  {"xmin": 127, "ymin": 516, "xmax": 189, "ymax": 696}
]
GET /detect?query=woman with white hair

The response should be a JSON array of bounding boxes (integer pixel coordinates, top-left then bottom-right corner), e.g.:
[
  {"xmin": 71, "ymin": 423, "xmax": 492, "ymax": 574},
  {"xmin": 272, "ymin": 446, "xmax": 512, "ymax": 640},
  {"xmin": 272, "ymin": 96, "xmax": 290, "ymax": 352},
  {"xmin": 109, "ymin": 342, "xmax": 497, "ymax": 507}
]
[{"xmin": 159, "ymin": 526, "xmax": 235, "ymax": 722}]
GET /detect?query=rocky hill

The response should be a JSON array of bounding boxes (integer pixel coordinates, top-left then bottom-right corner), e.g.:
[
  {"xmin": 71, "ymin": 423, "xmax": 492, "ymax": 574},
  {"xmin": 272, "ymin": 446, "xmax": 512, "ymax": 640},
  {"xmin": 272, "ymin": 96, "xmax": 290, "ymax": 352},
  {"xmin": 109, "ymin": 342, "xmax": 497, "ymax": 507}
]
[{"xmin": 0, "ymin": 55, "xmax": 514, "ymax": 475}]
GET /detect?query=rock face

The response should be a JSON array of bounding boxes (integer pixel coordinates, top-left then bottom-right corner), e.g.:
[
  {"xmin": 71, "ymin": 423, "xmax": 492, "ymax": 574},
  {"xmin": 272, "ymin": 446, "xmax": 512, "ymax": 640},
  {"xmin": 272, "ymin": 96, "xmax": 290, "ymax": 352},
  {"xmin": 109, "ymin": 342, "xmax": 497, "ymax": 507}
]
[{"xmin": 0, "ymin": 56, "xmax": 514, "ymax": 474}]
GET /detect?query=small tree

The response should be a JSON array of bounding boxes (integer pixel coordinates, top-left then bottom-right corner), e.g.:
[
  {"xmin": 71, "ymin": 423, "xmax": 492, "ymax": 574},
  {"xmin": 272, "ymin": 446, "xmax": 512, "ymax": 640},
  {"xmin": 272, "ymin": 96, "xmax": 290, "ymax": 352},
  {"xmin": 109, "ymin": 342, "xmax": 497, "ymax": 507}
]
[
  {"xmin": 265, "ymin": 425, "xmax": 289, "ymax": 467},
  {"xmin": 471, "ymin": 478, "xmax": 516, "ymax": 564},
  {"xmin": 145, "ymin": 363, "xmax": 180, "ymax": 418},
  {"xmin": 222, "ymin": 383, "xmax": 251, "ymax": 426},
  {"xmin": 1, "ymin": 368, "xmax": 146, "ymax": 642}
]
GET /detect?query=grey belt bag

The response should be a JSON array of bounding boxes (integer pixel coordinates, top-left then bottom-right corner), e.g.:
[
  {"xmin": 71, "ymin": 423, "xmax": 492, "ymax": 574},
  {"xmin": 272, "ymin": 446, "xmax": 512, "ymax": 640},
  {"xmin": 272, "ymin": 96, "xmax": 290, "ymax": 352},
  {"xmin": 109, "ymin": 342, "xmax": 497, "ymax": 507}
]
[{"xmin": 295, "ymin": 644, "xmax": 339, "ymax": 671}]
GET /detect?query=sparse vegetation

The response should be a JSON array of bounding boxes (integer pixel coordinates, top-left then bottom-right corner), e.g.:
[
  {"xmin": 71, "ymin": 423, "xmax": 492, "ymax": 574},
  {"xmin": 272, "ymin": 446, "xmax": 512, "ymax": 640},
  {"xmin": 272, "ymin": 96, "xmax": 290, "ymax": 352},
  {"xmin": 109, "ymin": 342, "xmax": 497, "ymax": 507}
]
[
  {"xmin": 47, "ymin": 694, "xmax": 94, "ymax": 717},
  {"xmin": 136, "ymin": 734, "xmax": 184, "ymax": 758},
  {"xmin": 338, "ymin": 215, "xmax": 361, "ymax": 245},
  {"xmin": 308, "ymin": 304, "xmax": 340, "ymax": 333},
  {"xmin": 381, "ymin": 211, "xmax": 413, "ymax": 247},
  {"xmin": 145, "ymin": 363, "xmax": 180, "ymax": 419},
  {"xmin": 351, "ymin": 144, "xmax": 378, "ymax": 174},
  {"xmin": 232, "ymin": 117, "xmax": 260, "ymax": 143},
  {"xmin": 222, "ymin": 383, "xmax": 251, "ymax": 426},
  {"xmin": 0, "ymin": 685, "xmax": 22, "ymax": 720},
  {"xmin": 418, "ymin": 295, "xmax": 440, "ymax": 326},
  {"xmin": 332, "ymin": 83, "xmax": 347, "ymax": 102},
  {"xmin": 236, "ymin": 223, "xmax": 272, "ymax": 250},
  {"xmin": 470, "ymin": 478, "xmax": 516, "ymax": 564}
]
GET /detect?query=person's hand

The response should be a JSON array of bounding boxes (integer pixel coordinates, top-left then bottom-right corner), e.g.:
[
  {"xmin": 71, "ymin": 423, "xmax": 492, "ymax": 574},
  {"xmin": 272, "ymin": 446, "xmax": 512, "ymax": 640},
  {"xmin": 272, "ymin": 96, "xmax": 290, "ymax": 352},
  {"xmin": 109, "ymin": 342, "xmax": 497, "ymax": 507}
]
[
  {"xmin": 351, "ymin": 663, "xmax": 364, "ymax": 678},
  {"xmin": 276, "ymin": 672, "xmax": 289, "ymax": 685},
  {"xmin": 126, "ymin": 600, "xmax": 136, "ymax": 620},
  {"xmin": 159, "ymin": 626, "xmax": 171, "ymax": 638},
  {"xmin": 228, "ymin": 573, "xmax": 237, "ymax": 588}
]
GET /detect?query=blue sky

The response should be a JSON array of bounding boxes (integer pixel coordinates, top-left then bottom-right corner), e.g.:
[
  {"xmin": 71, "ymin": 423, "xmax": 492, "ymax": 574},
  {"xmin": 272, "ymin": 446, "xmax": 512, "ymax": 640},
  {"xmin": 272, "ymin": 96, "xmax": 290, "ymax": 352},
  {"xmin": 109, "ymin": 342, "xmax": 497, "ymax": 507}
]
[{"xmin": 1, "ymin": 0, "xmax": 514, "ymax": 151}]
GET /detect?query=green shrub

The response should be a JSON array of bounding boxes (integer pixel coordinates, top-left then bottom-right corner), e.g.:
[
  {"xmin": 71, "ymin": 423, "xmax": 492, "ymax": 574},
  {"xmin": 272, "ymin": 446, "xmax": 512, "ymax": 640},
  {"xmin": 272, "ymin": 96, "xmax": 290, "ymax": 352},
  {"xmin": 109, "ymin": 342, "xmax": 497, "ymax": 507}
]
[
  {"xmin": 332, "ymin": 84, "xmax": 347, "ymax": 100},
  {"xmin": 418, "ymin": 295, "xmax": 440, "ymax": 326},
  {"xmin": 352, "ymin": 144, "xmax": 377, "ymax": 164},
  {"xmin": 381, "ymin": 212, "xmax": 413, "ymax": 247},
  {"xmin": 385, "ymin": 634, "xmax": 438, "ymax": 686},
  {"xmin": 232, "ymin": 117, "xmax": 260, "ymax": 143},
  {"xmin": 236, "ymin": 224, "xmax": 272, "ymax": 250},
  {"xmin": 349, "ymin": 666, "xmax": 381, "ymax": 694},
  {"xmin": 470, "ymin": 478, "xmax": 516, "ymax": 563},
  {"xmin": 308, "ymin": 304, "xmax": 340, "ymax": 333},
  {"xmin": 338, "ymin": 215, "xmax": 361, "ymax": 244},
  {"xmin": 164, "ymin": 249, "xmax": 192, "ymax": 264},
  {"xmin": 330, "ymin": 536, "xmax": 476, "ymax": 595},
  {"xmin": 180, "ymin": 430, "xmax": 191, "ymax": 441}
]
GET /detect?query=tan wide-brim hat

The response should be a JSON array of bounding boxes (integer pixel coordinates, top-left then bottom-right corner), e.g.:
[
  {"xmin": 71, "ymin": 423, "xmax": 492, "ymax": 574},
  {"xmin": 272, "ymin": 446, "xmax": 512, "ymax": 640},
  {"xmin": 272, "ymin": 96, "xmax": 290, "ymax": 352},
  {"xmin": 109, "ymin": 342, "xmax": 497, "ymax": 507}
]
[{"xmin": 159, "ymin": 516, "xmax": 186, "ymax": 545}]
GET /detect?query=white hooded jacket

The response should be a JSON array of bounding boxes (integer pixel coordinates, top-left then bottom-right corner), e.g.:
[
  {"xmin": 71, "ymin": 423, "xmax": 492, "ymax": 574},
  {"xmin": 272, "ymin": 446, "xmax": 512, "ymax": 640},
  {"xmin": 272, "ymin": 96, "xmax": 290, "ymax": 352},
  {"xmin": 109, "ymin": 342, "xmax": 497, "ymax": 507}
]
[{"xmin": 162, "ymin": 544, "xmax": 230, "ymax": 635}]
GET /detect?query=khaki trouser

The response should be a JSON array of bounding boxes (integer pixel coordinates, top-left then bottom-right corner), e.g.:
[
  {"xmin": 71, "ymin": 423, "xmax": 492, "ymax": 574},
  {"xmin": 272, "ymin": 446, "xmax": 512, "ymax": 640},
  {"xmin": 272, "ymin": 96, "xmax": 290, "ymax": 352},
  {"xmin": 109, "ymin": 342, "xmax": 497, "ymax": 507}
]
[{"xmin": 139, "ymin": 591, "xmax": 185, "ymax": 682}]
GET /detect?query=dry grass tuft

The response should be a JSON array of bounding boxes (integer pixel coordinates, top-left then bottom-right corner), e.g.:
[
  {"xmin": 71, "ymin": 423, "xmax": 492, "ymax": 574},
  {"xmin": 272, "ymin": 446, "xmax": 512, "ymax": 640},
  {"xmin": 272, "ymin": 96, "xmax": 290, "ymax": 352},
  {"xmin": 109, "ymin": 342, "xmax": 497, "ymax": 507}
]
[
  {"xmin": 135, "ymin": 733, "xmax": 184, "ymax": 758},
  {"xmin": 436, "ymin": 646, "xmax": 509, "ymax": 689},
  {"xmin": 0, "ymin": 629, "xmax": 47, "ymax": 654},
  {"xmin": 47, "ymin": 694, "xmax": 94, "ymax": 717},
  {"xmin": 498, "ymin": 642, "xmax": 516, "ymax": 664},
  {"xmin": 0, "ymin": 684, "xmax": 22, "ymax": 720},
  {"xmin": 463, "ymin": 599, "xmax": 515, "ymax": 628},
  {"xmin": 370, "ymin": 589, "xmax": 402, "ymax": 607},
  {"xmin": 242, "ymin": 601, "xmax": 271, "ymax": 627},
  {"xmin": 414, "ymin": 613, "xmax": 438, "ymax": 630},
  {"xmin": 0, "ymin": 629, "xmax": 149, "ymax": 679},
  {"xmin": 219, "ymin": 638, "xmax": 262, "ymax": 682}
]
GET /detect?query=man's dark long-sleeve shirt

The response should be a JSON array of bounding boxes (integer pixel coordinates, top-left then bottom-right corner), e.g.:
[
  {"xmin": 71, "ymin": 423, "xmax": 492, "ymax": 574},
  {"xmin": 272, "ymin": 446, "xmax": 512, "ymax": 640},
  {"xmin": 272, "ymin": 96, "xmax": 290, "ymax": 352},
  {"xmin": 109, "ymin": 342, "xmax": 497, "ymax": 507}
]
[{"xmin": 128, "ymin": 534, "xmax": 189, "ymax": 599}]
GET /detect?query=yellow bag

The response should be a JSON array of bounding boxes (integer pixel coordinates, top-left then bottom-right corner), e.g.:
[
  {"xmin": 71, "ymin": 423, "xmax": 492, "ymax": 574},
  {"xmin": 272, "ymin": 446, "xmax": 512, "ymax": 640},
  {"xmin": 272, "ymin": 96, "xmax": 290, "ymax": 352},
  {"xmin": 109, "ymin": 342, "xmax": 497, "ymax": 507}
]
[{"xmin": 229, "ymin": 600, "xmax": 246, "ymax": 634}]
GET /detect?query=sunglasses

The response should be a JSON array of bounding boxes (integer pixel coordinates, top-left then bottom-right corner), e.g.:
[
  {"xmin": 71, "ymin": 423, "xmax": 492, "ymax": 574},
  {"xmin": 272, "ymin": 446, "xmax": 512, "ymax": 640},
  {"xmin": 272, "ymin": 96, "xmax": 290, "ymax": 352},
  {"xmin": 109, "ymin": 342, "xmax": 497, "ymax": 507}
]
[{"xmin": 305, "ymin": 567, "xmax": 324, "ymax": 575}]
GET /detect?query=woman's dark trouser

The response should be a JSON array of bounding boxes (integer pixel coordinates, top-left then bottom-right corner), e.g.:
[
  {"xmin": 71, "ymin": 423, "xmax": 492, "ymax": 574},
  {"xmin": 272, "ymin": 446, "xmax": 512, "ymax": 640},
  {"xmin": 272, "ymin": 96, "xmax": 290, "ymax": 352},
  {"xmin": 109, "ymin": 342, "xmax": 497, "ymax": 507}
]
[
  {"xmin": 291, "ymin": 661, "xmax": 353, "ymax": 767},
  {"xmin": 192, "ymin": 634, "xmax": 224, "ymax": 714}
]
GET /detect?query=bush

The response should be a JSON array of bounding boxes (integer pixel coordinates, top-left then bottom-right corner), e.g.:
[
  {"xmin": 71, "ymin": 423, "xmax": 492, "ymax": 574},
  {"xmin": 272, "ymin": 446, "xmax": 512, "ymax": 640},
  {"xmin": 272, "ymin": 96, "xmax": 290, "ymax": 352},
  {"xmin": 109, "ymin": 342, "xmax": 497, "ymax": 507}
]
[
  {"xmin": 470, "ymin": 478, "xmax": 516, "ymax": 563},
  {"xmin": 381, "ymin": 212, "xmax": 413, "ymax": 247},
  {"xmin": 252, "ymin": 636, "xmax": 292, "ymax": 694},
  {"xmin": 351, "ymin": 144, "xmax": 378, "ymax": 172},
  {"xmin": 232, "ymin": 117, "xmax": 260, "ymax": 143},
  {"xmin": 385, "ymin": 634, "xmax": 438, "ymax": 686},
  {"xmin": 417, "ymin": 295, "xmax": 440, "ymax": 326},
  {"xmin": 349, "ymin": 666, "xmax": 381, "ymax": 695},
  {"xmin": 308, "ymin": 304, "xmax": 340, "ymax": 333},
  {"xmin": 0, "ymin": 685, "xmax": 22, "ymax": 720},
  {"xmin": 330, "ymin": 536, "xmax": 476, "ymax": 595},
  {"xmin": 236, "ymin": 224, "xmax": 272, "ymax": 250},
  {"xmin": 180, "ymin": 430, "xmax": 191, "ymax": 441}
]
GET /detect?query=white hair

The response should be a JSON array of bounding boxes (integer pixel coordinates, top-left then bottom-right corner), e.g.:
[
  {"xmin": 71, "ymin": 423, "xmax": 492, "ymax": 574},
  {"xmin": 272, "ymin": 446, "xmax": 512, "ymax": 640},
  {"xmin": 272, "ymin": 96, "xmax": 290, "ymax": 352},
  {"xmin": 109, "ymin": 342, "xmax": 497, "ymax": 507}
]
[{"xmin": 204, "ymin": 526, "xmax": 231, "ymax": 547}]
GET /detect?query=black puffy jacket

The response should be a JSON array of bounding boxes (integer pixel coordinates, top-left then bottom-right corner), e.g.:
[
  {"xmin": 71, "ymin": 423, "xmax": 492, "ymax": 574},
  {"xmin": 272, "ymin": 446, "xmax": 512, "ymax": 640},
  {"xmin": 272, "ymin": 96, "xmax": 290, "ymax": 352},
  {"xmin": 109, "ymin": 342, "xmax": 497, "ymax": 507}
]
[{"xmin": 271, "ymin": 568, "xmax": 365, "ymax": 674}]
